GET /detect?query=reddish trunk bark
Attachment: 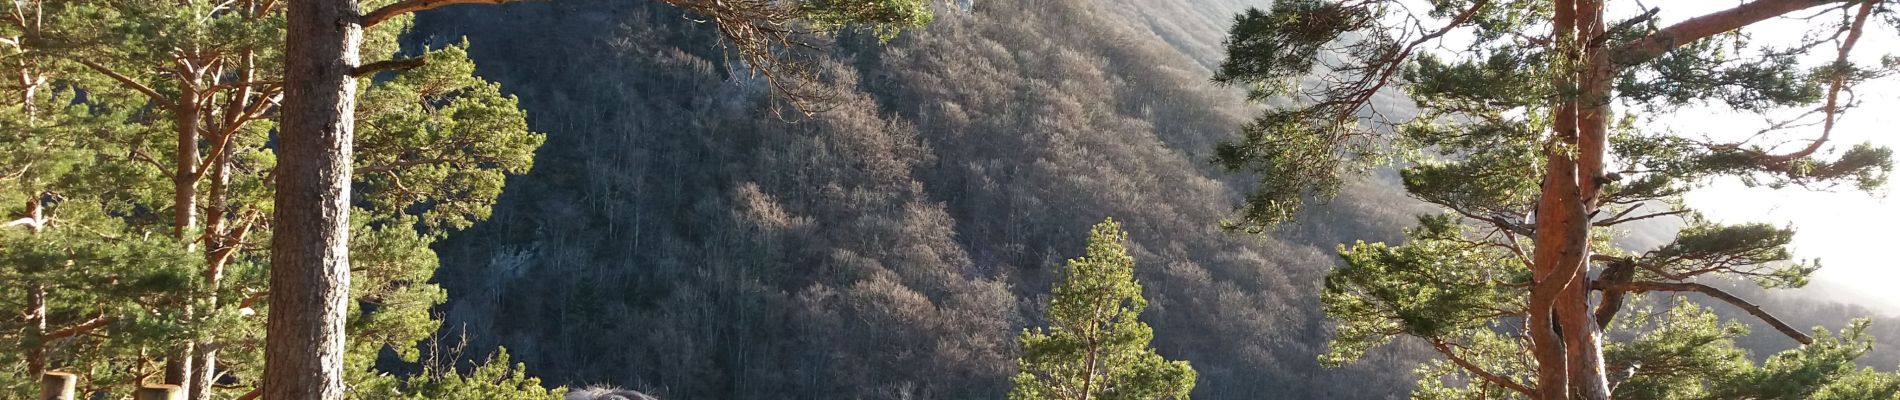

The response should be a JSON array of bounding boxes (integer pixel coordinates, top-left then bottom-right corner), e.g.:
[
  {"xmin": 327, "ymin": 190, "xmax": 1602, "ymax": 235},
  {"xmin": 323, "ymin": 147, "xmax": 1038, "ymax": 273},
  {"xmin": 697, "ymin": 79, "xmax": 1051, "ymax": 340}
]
[
  {"xmin": 1560, "ymin": 0, "xmax": 1613, "ymax": 398},
  {"xmin": 264, "ymin": 0, "xmax": 360, "ymax": 398},
  {"xmin": 1529, "ymin": 2, "xmax": 1580, "ymax": 399},
  {"xmin": 1530, "ymin": 149, "xmax": 1585, "ymax": 400}
]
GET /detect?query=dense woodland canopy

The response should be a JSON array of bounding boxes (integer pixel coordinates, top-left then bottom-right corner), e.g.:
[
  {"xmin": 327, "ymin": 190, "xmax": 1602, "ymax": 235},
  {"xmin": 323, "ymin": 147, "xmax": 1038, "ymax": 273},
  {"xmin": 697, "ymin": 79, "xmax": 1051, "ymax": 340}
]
[
  {"xmin": 419, "ymin": 0, "xmax": 1425, "ymax": 397},
  {"xmin": 416, "ymin": 0, "xmax": 1898, "ymax": 398}
]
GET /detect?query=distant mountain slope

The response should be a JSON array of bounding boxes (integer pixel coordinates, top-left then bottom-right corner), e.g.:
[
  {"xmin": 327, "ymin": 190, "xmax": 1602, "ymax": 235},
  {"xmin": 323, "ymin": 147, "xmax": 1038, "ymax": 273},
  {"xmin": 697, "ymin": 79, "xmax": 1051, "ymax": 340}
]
[
  {"xmin": 410, "ymin": 1, "xmax": 1892, "ymax": 399},
  {"xmin": 1098, "ymin": 0, "xmax": 1251, "ymax": 66},
  {"xmin": 413, "ymin": 0, "xmax": 1426, "ymax": 398}
]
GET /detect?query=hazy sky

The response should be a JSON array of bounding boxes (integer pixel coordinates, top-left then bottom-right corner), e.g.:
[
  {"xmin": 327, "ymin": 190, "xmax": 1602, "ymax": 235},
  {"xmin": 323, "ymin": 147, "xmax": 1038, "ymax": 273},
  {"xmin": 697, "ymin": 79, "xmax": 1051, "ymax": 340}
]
[
  {"xmin": 1379, "ymin": 1, "xmax": 1900, "ymax": 312},
  {"xmin": 1654, "ymin": 3, "xmax": 1900, "ymax": 314}
]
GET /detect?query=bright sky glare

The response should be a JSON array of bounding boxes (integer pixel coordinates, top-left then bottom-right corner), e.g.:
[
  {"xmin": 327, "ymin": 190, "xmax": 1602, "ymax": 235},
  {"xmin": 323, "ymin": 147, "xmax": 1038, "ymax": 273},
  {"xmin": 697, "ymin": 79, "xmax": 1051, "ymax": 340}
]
[
  {"xmin": 1381, "ymin": 0, "xmax": 1900, "ymax": 313},
  {"xmin": 1656, "ymin": 3, "xmax": 1900, "ymax": 314}
]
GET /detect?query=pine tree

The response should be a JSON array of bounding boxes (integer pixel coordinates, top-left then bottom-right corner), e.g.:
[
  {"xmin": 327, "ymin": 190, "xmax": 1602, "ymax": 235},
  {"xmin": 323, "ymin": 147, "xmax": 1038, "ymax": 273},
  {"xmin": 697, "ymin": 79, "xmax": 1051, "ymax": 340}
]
[
  {"xmin": 1011, "ymin": 219, "xmax": 1196, "ymax": 400},
  {"xmin": 1212, "ymin": 0, "xmax": 1900, "ymax": 398},
  {"xmin": 0, "ymin": 1, "xmax": 555, "ymax": 398},
  {"xmin": 268, "ymin": 1, "xmax": 936, "ymax": 397}
]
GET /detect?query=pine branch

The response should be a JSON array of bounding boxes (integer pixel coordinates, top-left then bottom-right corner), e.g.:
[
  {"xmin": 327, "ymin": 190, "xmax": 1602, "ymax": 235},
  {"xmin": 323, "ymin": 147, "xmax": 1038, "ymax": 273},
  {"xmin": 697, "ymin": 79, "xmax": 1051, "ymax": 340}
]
[
  {"xmin": 360, "ymin": 0, "xmax": 512, "ymax": 28},
  {"xmin": 42, "ymin": 315, "xmax": 115, "ymax": 340},
  {"xmin": 1593, "ymin": 209, "xmax": 1690, "ymax": 227},
  {"xmin": 1590, "ymin": 7, "xmax": 1660, "ymax": 47},
  {"xmin": 1429, "ymin": 339, "xmax": 1536, "ymax": 396},
  {"xmin": 76, "ymin": 59, "xmax": 175, "ymax": 109},
  {"xmin": 130, "ymin": 148, "xmax": 174, "ymax": 177},
  {"xmin": 1611, "ymin": 0, "xmax": 1855, "ymax": 67},
  {"xmin": 354, "ymin": 156, "xmax": 462, "ymax": 174},
  {"xmin": 1592, "ymin": 280, "xmax": 1813, "ymax": 345},
  {"xmin": 1319, "ymin": 0, "xmax": 1492, "ymax": 126},
  {"xmin": 350, "ymin": 57, "xmax": 426, "ymax": 77},
  {"xmin": 1752, "ymin": 0, "xmax": 1875, "ymax": 166}
]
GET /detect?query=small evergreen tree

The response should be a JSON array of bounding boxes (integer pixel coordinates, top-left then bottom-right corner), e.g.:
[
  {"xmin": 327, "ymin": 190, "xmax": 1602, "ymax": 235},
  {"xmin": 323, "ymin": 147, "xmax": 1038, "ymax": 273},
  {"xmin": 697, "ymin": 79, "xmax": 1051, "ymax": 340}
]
[
  {"xmin": 1011, "ymin": 219, "xmax": 1196, "ymax": 400},
  {"xmin": 355, "ymin": 349, "xmax": 565, "ymax": 400}
]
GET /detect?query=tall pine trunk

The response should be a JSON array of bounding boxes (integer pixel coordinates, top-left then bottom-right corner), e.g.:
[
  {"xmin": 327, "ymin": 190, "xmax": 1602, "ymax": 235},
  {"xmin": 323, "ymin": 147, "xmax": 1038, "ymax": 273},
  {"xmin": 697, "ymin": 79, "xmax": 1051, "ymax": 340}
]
[
  {"xmin": 1560, "ymin": 0, "xmax": 1614, "ymax": 397},
  {"xmin": 189, "ymin": 145, "xmax": 230, "ymax": 400},
  {"xmin": 187, "ymin": 47, "xmax": 254, "ymax": 400},
  {"xmin": 15, "ymin": 25, "xmax": 46, "ymax": 378},
  {"xmin": 164, "ymin": 62, "xmax": 201, "ymax": 394},
  {"xmin": 265, "ymin": 0, "xmax": 359, "ymax": 398},
  {"xmin": 1534, "ymin": 1, "xmax": 1614, "ymax": 398}
]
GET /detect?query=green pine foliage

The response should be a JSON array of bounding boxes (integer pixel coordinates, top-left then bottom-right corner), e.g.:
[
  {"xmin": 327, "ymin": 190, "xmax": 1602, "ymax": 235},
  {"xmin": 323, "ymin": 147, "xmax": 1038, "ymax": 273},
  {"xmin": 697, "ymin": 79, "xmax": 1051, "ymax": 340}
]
[
  {"xmin": 0, "ymin": 215, "xmax": 206, "ymax": 394},
  {"xmin": 355, "ymin": 349, "xmax": 566, "ymax": 400},
  {"xmin": 1012, "ymin": 219, "xmax": 1196, "ymax": 400},
  {"xmin": 1212, "ymin": 0, "xmax": 1900, "ymax": 398},
  {"xmin": 0, "ymin": 1, "xmax": 553, "ymax": 398}
]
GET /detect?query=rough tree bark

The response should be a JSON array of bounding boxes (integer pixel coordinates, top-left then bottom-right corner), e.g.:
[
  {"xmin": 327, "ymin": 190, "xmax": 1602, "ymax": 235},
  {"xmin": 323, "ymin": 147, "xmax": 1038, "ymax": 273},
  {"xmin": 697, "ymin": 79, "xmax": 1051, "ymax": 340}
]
[
  {"xmin": 263, "ymin": 0, "xmax": 359, "ymax": 398},
  {"xmin": 1528, "ymin": 1, "xmax": 1582, "ymax": 398},
  {"xmin": 1558, "ymin": 0, "xmax": 1613, "ymax": 397}
]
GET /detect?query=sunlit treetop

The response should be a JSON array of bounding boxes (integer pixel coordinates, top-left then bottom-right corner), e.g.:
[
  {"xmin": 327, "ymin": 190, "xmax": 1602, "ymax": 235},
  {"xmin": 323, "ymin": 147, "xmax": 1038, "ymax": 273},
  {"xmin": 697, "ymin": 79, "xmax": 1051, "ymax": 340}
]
[
  {"xmin": 1212, "ymin": 0, "xmax": 1900, "ymax": 398},
  {"xmin": 1214, "ymin": 0, "xmax": 1896, "ymax": 231}
]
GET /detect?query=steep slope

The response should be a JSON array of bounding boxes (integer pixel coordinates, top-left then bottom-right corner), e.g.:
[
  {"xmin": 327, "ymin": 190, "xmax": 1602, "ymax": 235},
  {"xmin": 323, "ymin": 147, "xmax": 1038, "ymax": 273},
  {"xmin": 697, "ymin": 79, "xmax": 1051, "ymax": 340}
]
[
  {"xmin": 1098, "ymin": 0, "xmax": 1251, "ymax": 67},
  {"xmin": 409, "ymin": 1, "xmax": 1893, "ymax": 399},
  {"xmin": 412, "ymin": 1, "xmax": 1426, "ymax": 398}
]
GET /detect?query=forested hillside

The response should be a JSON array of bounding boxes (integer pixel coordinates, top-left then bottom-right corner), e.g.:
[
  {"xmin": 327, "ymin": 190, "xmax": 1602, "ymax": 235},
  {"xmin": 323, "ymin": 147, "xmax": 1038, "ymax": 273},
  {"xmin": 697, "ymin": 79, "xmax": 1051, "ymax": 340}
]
[
  {"xmin": 411, "ymin": 0, "xmax": 1426, "ymax": 398},
  {"xmin": 407, "ymin": 1, "xmax": 1896, "ymax": 398}
]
